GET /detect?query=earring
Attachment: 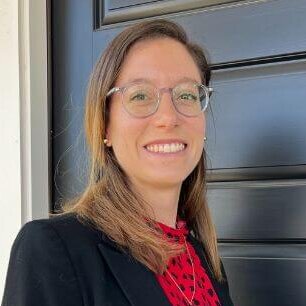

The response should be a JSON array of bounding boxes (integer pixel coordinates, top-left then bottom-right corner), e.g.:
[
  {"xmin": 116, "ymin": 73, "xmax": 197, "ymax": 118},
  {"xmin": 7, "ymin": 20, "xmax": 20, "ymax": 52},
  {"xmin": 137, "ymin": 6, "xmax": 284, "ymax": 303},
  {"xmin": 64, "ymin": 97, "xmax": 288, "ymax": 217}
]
[
  {"xmin": 204, "ymin": 136, "xmax": 207, "ymax": 141},
  {"xmin": 103, "ymin": 138, "xmax": 108, "ymax": 145}
]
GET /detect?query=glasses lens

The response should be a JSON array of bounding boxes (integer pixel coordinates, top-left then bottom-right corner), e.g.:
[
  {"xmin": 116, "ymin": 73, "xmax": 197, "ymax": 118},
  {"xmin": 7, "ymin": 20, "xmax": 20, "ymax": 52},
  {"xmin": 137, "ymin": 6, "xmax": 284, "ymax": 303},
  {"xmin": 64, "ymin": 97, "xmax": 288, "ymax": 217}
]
[
  {"xmin": 123, "ymin": 83, "xmax": 158, "ymax": 117},
  {"xmin": 173, "ymin": 82, "xmax": 208, "ymax": 116}
]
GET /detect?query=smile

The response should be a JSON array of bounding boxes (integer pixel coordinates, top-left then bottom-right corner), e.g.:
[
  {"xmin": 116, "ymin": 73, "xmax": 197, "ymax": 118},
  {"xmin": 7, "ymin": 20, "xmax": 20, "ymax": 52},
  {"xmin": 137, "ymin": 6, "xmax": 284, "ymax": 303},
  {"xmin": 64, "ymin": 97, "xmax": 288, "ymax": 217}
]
[{"xmin": 144, "ymin": 143, "xmax": 186, "ymax": 153}]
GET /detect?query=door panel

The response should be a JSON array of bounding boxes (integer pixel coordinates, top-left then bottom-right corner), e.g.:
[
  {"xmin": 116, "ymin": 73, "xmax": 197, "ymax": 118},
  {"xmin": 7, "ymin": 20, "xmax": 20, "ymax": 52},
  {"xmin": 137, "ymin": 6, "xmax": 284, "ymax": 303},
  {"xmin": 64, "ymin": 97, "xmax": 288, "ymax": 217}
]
[
  {"xmin": 208, "ymin": 181, "xmax": 306, "ymax": 240},
  {"xmin": 207, "ymin": 60, "xmax": 306, "ymax": 170},
  {"xmin": 220, "ymin": 243, "xmax": 306, "ymax": 306},
  {"xmin": 97, "ymin": 0, "xmax": 242, "ymax": 26},
  {"xmin": 93, "ymin": 0, "xmax": 306, "ymax": 64}
]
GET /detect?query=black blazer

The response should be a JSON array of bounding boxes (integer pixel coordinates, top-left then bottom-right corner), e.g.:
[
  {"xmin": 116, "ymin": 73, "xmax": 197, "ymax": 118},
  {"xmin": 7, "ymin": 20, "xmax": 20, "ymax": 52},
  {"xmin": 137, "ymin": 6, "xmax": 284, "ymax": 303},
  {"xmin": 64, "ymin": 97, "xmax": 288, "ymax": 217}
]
[{"xmin": 2, "ymin": 213, "xmax": 234, "ymax": 306}]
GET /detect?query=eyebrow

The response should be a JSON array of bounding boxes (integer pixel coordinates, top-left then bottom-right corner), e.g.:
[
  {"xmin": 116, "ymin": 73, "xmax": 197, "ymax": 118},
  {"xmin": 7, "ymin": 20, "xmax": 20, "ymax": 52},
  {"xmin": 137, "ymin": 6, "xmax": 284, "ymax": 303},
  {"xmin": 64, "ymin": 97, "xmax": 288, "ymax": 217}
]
[{"xmin": 123, "ymin": 76, "xmax": 201, "ymax": 85}]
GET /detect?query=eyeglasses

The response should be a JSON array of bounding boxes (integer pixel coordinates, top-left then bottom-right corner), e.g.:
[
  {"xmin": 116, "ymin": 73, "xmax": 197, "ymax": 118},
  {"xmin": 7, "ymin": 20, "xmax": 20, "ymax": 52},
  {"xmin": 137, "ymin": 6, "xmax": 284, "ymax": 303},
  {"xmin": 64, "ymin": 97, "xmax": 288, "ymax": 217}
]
[{"xmin": 106, "ymin": 81, "xmax": 213, "ymax": 118}]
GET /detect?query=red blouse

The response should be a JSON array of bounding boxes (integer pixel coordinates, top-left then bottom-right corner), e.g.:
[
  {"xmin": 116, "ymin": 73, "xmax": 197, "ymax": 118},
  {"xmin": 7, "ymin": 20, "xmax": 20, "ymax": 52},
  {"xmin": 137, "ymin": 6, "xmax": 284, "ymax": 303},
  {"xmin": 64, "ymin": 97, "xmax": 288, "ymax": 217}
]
[{"xmin": 155, "ymin": 220, "xmax": 221, "ymax": 306}]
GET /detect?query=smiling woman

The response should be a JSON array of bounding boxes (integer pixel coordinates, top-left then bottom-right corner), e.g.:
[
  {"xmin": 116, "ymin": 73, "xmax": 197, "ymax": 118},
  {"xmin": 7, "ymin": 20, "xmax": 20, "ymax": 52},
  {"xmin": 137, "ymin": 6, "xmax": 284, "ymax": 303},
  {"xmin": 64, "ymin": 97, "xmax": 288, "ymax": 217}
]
[{"xmin": 2, "ymin": 19, "xmax": 234, "ymax": 306}]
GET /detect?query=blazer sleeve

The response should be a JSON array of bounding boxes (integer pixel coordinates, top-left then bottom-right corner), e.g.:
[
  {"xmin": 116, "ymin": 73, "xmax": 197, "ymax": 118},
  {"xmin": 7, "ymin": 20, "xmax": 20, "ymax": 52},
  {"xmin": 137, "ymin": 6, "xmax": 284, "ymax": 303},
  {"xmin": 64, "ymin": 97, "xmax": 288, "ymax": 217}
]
[{"xmin": 1, "ymin": 220, "xmax": 84, "ymax": 306}]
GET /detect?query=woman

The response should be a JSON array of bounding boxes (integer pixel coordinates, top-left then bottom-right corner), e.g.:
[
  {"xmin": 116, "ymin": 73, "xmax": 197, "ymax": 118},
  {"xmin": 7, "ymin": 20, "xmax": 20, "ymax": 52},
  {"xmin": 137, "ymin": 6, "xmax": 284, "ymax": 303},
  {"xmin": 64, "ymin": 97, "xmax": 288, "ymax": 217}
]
[{"xmin": 2, "ymin": 19, "xmax": 234, "ymax": 306}]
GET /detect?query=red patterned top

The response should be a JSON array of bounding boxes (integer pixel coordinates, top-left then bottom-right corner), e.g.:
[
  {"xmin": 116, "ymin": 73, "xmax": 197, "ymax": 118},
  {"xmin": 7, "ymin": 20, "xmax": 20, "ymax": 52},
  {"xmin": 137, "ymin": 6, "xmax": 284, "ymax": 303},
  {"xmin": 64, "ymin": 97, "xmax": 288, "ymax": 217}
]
[{"xmin": 155, "ymin": 219, "xmax": 221, "ymax": 306}]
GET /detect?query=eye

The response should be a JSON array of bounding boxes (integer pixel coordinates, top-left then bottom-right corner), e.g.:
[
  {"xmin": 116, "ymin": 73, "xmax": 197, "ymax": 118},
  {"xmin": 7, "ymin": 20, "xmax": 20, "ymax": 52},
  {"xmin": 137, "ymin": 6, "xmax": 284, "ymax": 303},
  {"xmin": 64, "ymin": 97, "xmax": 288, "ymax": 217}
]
[
  {"xmin": 131, "ymin": 93, "xmax": 148, "ymax": 101},
  {"xmin": 178, "ymin": 92, "xmax": 198, "ymax": 101},
  {"xmin": 131, "ymin": 93, "xmax": 146, "ymax": 100}
]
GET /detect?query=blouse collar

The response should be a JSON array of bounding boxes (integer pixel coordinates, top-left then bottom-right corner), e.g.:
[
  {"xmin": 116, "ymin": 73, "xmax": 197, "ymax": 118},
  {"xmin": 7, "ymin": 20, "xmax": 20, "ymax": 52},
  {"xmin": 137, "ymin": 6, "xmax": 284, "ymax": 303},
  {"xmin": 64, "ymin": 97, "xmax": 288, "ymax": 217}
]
[{"xmin": 156, "ymin": 218, "xmax": 189, "ymax": 244}]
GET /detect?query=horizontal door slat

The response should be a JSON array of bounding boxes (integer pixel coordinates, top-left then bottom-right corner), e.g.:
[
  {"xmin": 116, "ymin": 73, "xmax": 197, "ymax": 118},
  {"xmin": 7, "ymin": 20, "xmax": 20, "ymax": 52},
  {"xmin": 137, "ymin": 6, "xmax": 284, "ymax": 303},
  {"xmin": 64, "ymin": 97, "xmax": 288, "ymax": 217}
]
[
  {"xmin": 208, "ymin": 181, "xmax": 306, "ymax": 240},
  {"xmin": 205, "ymin": 59, "xmax": 306, "ymax": 171},
  {"xmin": 220, "ymin": 244, "xmax": 306, "ymax": 306}
]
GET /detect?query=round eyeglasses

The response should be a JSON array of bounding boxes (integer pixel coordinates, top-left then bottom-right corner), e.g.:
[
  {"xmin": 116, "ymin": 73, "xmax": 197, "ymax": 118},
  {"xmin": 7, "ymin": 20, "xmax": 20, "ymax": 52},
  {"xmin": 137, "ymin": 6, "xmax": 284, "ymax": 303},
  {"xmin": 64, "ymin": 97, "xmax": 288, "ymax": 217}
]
[{"xmin": 106, "ymin": 81, "xmax": 213, "ymax": 118}]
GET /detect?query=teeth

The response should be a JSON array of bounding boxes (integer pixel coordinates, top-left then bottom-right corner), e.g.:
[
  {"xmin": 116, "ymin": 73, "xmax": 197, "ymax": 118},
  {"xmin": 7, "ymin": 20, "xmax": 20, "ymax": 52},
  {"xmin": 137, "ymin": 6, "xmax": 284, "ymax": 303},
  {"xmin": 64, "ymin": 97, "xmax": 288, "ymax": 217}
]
[{"xmin": 145, "ymin": 143, "xmax": 186, "ymax": 153}]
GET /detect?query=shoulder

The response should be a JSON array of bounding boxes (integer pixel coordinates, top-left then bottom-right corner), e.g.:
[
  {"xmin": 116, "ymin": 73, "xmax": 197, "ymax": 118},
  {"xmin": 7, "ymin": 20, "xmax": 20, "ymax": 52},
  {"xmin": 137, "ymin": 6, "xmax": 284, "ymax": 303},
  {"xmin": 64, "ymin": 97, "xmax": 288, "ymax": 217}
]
[
  {"xmin": 20, "ymin": 213, "xmax": 101, "ymax": 245},
  {"xmin": 10, "ymin": 213, "xmax": 87, "ymax": 261},
  {"xmin": 9, "ymin": 213, "xmax": 103, "ymax": 270},
  {"xmin": 2, "ymin": 214, "xmax": 88, "ymax": 306}
]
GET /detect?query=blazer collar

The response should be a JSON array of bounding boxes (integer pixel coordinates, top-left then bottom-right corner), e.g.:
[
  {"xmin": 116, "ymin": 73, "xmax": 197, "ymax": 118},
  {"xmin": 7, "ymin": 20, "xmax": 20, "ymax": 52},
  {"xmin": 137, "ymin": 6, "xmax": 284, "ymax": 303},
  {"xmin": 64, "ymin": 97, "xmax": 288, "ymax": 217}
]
[
  {"xmin": 97, "ymin": 234, "xmax": 171, "ymax": 306},
  {"xmin": 187, "ymin": 234, "xmax": 229, "ymax": 306},
  {"xmin": 98, "ymin": 232, "xmax": 227, "ymax": 306}
]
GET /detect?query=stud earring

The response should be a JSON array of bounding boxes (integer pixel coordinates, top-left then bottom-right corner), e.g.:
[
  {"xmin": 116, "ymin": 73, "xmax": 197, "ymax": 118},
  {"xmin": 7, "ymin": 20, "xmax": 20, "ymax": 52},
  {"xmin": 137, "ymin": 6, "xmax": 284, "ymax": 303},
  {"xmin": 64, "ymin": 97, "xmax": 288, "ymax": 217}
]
[
  {"xmin": 204, "ymin": 136, "xmax": 207, "ymax": 141},
  {"xmin": 103, "ymin": 138, "xmax": 108, "ymax": 145}
]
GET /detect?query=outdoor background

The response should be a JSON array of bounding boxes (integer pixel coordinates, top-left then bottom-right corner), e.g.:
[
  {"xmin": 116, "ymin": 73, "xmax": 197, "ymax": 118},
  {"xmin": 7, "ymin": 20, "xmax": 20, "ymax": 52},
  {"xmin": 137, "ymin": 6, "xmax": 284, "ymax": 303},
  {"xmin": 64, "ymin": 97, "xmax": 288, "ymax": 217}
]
[{"xmin": 1, "ymin": 1, "xmax": 306, "ymax": 305}]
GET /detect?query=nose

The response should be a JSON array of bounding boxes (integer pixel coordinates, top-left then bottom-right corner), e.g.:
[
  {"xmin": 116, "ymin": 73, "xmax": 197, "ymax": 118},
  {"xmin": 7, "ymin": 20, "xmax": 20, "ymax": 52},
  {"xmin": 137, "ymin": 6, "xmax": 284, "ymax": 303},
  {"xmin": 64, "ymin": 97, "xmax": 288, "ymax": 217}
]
[{"xmin": 153, "ymin": 88, "xmax": 180, "ymax": 127}]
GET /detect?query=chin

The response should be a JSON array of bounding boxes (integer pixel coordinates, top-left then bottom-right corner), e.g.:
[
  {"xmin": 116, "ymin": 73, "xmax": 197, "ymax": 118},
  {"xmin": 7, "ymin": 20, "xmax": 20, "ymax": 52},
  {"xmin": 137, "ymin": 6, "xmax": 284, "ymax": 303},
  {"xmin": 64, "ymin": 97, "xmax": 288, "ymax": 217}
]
[{"xmin": 143, "ymin": 172, "xmax": 187, "ymax": 188}]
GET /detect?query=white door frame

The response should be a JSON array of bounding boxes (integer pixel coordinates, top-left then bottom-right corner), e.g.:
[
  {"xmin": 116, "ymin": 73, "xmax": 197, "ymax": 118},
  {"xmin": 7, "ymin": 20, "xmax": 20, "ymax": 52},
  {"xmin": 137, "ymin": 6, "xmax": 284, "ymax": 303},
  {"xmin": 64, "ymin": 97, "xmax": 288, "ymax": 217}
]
[{"xmin": 0, "ymin": 0, "xmax": 49, "ymax": 296}]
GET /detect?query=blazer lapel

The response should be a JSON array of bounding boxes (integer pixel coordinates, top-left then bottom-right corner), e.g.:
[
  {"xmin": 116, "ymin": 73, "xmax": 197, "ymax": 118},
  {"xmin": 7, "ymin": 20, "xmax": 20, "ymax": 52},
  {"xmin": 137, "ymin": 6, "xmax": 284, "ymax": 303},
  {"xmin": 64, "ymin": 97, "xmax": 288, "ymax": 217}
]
[
  {"xmin": 187, "ymin": 234, "xmax": 229, "ymax": 306},
  {"xmin": 98, "ymin": 236, "xmax": 171, "ymax": 306}
]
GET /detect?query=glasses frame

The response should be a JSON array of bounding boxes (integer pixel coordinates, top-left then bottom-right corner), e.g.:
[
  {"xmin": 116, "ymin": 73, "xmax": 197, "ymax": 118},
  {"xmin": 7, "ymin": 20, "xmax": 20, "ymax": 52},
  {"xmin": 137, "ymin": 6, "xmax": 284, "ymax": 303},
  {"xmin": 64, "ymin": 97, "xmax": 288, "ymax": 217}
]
[{"xmin": 106, "ymin": 81, "xmax": 213, "ymax": 118}]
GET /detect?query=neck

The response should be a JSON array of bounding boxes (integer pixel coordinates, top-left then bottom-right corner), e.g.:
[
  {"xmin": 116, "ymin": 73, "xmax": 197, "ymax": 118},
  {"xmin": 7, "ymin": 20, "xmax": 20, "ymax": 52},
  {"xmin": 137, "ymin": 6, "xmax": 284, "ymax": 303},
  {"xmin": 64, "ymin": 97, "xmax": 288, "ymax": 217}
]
[{"xmin": 131, "ymin": 180, "xmax": 182, "ymax": 228}]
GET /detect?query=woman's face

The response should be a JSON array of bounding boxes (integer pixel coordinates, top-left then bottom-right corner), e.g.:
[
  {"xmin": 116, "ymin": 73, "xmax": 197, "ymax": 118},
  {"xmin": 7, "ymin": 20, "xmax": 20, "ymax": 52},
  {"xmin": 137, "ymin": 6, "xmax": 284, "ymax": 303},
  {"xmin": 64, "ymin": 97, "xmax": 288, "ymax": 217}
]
[{"xmin": 106, "ymin": 37, "xmax": 205, "ymax": 190}]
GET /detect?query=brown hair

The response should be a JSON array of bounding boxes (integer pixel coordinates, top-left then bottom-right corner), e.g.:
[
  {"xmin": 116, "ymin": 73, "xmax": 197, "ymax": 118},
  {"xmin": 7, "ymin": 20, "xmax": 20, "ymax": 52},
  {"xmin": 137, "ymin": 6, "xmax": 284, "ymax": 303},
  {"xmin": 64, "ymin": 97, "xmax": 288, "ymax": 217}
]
[{"xmin": 57, "ymin": 19, "xmax": 223, "ymax": 281}]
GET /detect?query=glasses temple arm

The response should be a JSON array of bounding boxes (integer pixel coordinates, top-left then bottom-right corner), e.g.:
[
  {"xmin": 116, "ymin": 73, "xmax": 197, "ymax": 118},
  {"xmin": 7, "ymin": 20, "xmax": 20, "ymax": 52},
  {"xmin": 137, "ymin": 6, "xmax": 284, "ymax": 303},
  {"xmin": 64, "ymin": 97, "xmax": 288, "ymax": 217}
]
[{"xmin": 106, "ymin": 87, "xmax": 120, "ymax": 97}]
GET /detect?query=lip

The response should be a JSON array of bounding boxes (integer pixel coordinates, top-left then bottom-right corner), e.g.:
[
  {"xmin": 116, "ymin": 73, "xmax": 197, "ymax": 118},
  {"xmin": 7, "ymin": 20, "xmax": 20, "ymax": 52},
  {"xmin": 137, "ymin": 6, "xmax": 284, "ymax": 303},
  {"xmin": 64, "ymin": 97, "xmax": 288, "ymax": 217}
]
[{"xmin": 143, "ymin": 138, "xmax": 187, "ymax": 147}]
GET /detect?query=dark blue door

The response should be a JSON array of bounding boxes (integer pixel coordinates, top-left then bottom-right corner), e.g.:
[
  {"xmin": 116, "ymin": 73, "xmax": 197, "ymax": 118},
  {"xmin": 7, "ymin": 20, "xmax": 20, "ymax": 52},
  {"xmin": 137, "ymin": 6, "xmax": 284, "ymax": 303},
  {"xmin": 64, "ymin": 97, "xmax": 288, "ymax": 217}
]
[{"xmin": 51, "ymin": 1, "xmax": 306, "ymax": 305}]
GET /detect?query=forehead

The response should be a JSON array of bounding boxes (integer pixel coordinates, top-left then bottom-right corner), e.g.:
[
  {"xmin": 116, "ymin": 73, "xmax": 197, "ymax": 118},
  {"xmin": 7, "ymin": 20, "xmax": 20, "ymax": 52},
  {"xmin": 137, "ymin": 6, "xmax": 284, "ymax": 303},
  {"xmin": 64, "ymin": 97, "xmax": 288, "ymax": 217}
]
[{"xmin": 115, "ymin": 37, "xmax": 202, "ymax": 86}]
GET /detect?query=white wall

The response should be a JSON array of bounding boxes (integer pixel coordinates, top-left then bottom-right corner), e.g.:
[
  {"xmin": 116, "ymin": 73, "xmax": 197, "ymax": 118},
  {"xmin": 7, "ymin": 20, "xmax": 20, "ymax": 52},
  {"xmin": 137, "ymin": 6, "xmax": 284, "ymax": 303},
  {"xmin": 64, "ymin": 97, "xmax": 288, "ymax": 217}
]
[
  {"xmin": 0, "ymin": 0, "xmax": 22, "ymax": 296},
  {"xmin": 0, "ymin": 0, "xmax": 49, "ymax": 299}
]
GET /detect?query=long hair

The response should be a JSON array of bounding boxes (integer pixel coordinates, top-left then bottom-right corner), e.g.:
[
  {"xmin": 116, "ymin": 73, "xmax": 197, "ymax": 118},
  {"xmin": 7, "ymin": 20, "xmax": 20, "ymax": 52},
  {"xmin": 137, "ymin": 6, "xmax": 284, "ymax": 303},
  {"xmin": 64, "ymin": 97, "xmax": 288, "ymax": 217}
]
[{"xmin": 58, "ymin": 19, "xmax": 223, "ymax": 281}]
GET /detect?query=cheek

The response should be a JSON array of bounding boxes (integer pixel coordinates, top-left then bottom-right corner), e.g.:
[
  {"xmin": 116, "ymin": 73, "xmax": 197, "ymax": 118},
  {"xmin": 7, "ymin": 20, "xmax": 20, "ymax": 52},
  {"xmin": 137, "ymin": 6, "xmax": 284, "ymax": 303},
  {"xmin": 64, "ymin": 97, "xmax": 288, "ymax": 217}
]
[
  {"xmin": 108, "ymin": 103, "xmax": 146, "ymax": 159},
  {"xmin": 189, "ymin": 115, "xmax": 206, "ymax": 139},
  {"xmin": 108, "ymin": 100, "xmax": 131, "ymax": 141},
  {"xmin": 197, "ymin": 119, "xmax": 206, "ymax": 135},
  {"xmin": 189, "ymin": 116, "xmax": 206, "ymax": 161}
]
